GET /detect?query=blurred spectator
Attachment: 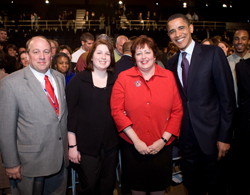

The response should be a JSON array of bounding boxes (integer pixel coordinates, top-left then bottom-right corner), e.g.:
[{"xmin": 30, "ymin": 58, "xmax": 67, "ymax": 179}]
[
  {"xmin": 18, "ymin": 46, "xmax": 26, "ymax": 55},
  {"xmin": 19, "ymin": 51, "xmax": 29, "ymax": 68},
  {"xmin": 85, "ymin": 11, "xmax": 89, "ymax": 21},
  {"xmin": 211, "ymin": 37, "xmax": 220, "ymax": 45},
  {"xmin": 114, "ymin": 35, "xmax": 128, "ymax": 62},
  {"xmin": 201, "ymin": 38, "xmax": 214, "ymax": 45},
  {"xmin": 228, "ymin": 45, "xmax": 235, "ymax": 55},
  {"xmin": 2, "ymin": 51, "xmax": 18, "ymax": 74},
  {"xmin": 99, "ymin": 14, "xmax": 105, "ymax": 30},
  {"xmin": 138, "ymin": 12, "xmax": 143, "ymax": 22},
  {"xmin": 7, "ymin": 44, "xmax": 18, "ymax": 60},
  {"xmin": 34, "ymin": 13, "xmax": 38, "ymax": 30},
  {"xmin": 0, "ymin": 28, "xmax": 8, "ymax": 52},
  {"xmin": 0, "ymin": 14, "xmax": 3, "ymax": 28},
  {"xmin": 71, "ymin": 32, "xmax": 94, "ymax": 63},
  {"xmin": 0, "ymin": 49, "xmax": 9, "ymax": 79},
  {"xmin": 222, "ymin": 31, "xmax": 230, "ymax": 43},
  {"xmin": 165, "ymin": 41, "xmax": 179, "ymax": 60},
  {"xmin": 192, "ymin": 12, "xmax": 199, "ymax": 21},
  {"xmin": 57, "ymin": 45, "xmax": 72, "ymax": 60},
  {"xmin": 67, "ymin": 11, "xmax": 74, "ymax": 29},
  {"xmin": 186, "ymin": 12, "xmax": 192, "ymax": 21},
  {"xmin": 218, "ymin": 41, "xmax": 229, "ymax": 56},
  {"xmin": 49, "ymin": 39, "xmax": 59, "ymax": 57},
  {"xmin": 31, "ymin": 13, "xmax": 35, "ymax": 30},
  {"xmin": 52, "ymin": 52, "xmax": 75, "ymax": 85}
]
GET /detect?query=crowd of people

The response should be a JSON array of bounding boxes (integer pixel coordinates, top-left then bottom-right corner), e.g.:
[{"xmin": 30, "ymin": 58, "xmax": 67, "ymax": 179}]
[{"xmin": 0, "ymin": 12, "xmax": 250, "ymax": 195}]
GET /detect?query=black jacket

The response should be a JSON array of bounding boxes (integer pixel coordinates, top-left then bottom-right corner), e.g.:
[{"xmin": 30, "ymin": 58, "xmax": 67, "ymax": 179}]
[{"xmin": 66, "ymin": 70, "xmax": 119, "ymax": 156}]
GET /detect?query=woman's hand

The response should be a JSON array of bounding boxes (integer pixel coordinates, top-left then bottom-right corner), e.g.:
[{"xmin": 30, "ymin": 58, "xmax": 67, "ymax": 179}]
[
  {"xmin": 134, "ymin": 139, "xmax": 151, "ymax": 155},
  {"xmin": 148, "ymin": 139, "xmax": 165, "ymax": 155},
  {"xmin": 69, "ymin": 147, "xmax": 81, "ymax": 164},
  {"xmin": 123, "ymin": 126, "xmax": 150, "ymax": 155}
]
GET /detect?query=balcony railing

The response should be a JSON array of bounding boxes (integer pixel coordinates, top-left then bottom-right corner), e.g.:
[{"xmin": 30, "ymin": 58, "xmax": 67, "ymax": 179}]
[{"xmin": 1, "ymin": 19, "xmax": 249, "ymax": 32}]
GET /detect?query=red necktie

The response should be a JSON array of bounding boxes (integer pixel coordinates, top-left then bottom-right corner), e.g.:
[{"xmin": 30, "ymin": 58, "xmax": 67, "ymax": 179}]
[{"xmin": 44, "ymin": 75, "xmax": 59, "ymax": 116}]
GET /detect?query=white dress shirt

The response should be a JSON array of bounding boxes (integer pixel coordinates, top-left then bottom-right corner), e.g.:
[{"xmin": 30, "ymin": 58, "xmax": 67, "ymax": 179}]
[
  {"xmin": 29, "ymin": 65, "xmax": 59, "ymax": 102},
  {"xmin": 177, "ymin": 40, "xmax": 195, "ymax": 86}
]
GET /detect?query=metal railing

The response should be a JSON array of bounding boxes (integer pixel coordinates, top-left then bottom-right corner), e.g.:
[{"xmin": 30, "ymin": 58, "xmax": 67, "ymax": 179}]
[{"xmin": 1, "ymin": 19, "xmax": 249, "ymax": 32}]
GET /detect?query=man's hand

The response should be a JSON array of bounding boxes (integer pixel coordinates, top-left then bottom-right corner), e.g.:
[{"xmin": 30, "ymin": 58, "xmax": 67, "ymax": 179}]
[
  {"xmin": 217, "ymin": 141, "xmax": 230, "ymax": 160},
  {"xmin": 6, "ymin": 164, "xmax": 22, "ymax": 180}
]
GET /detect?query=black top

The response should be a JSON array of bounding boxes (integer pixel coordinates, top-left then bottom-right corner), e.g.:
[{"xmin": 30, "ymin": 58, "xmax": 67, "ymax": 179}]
[{"xmin": 66, "ymin": 70, "xmax": 119, "ymax": 156}]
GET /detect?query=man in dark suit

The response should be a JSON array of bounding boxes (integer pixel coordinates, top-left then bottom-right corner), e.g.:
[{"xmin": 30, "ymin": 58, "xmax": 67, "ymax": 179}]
[
  {"xmin": 235, "ymin": 58, "xmax": 250, "ymax": 194},
  {"xmin": 0, "ymin": 36, "xmax": 69, "ymax": 194},
  {"xmin": 115, "ymin": 40, "xmax": 134, "ymax": 76},
  {"xmin": 166, "ymin": 14, "xmax": 235, "ymax": 195}
]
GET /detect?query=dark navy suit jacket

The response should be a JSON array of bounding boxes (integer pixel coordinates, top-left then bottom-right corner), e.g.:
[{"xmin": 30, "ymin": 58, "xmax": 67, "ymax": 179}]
[
  {"xmin": 167, "ymin": 42, "xmax": 236, "ymax": 155},
  {"xmin": 115, "ymin": 55, "xmax": 134, "ymax": 76}
]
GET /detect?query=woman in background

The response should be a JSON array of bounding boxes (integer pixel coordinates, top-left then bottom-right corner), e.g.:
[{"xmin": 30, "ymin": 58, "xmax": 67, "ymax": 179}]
[
  {"xmin": 19, "ymin": 51, "xmax": 29, "ymax": 68},
  {"xmin": 52, "ymin": 52, "xmax": 74, "ymax": 85},
  {"xmin": 218, "ymin": 41, "xmax": 229, "ymax": 56}
]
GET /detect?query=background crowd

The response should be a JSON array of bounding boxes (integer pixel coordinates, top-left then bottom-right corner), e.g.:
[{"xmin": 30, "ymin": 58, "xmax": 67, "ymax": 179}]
[{"xmin": 0, "ymin": 7, "xmax": 250, "ymax": 195}]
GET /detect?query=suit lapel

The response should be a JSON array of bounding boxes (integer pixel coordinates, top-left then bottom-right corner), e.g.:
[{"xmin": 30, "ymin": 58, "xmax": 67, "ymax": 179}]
[
  {"xmin": 187, "ymin": 42, "xmax": 202, "ymax": 94},
  {"xmin": 172, "ymin": 52, "xmax": 186, "ymax": 97},
  {"xmin": 24, "ymin": 67, "xmax": 59, "ymax": 118}
]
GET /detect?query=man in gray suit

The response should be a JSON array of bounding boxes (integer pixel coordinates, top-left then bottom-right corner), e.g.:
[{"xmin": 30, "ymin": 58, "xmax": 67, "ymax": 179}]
[{"xmin": 0, "ymin": 36, "xmax": 69, "ymax": 194}]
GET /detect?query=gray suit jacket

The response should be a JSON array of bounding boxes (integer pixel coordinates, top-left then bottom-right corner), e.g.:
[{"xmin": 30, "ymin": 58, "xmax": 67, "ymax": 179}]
[{"xmin": 0, "ymin": 66, "xmax": 69, "ymax": 177}]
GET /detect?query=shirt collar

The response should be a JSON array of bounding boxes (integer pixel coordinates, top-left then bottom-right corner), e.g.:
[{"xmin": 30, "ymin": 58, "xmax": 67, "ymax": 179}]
[
  {"xmin": 232, "ymin": 52, "xmax": 250, "ymax": 60},
  {"xmin": 123, "ymin": 54, "xmax": 132, "ymax": 57},
  {"xmin": 114, "ymin": 48, "xmax": 122, "ymax": 56},
  {"xmin": 127, "ymin": 64, "xmax": 168, "ymax": 78},
  {"xmin": 29, "ymin": 65, "xmax": 52, "ymax": 80},
  {"xmin": 181, "ymin": 39, "xmax": 195, "ymax": 56}
]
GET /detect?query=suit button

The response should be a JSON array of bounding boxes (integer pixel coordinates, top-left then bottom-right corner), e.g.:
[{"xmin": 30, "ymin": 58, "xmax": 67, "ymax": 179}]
[
  {"xmin": 187, "ymin": 101, "xmax": 189, "ymax": 104},
  {"xmin": 59, "ymin": 137, "xmax": 62, "ymax": 140}
]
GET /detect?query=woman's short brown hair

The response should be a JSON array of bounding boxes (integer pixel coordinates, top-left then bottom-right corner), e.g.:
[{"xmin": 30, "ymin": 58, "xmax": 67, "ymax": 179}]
[
  {"xmin": 86, "ymin": 39, "xmax": 115, "ymax": 73},
  {"xmin": 131, "ymin": 35, "xmax": 159, "ymax": 65}
]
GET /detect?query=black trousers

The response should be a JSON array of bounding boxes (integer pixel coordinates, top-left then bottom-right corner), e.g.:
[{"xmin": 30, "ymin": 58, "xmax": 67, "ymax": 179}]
[
  {"xmin": 78, "ymin": 146, "xmax": 118, "ymax": 195},
  {"xmin": 181, "ymin": 122, "xmax": 227, "ymax": 195}
]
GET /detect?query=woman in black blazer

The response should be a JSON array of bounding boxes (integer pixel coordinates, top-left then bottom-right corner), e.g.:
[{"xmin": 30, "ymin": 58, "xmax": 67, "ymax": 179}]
[{"xmin": 66, "ymin": 39, "xmax": 119, "ymax": 195}]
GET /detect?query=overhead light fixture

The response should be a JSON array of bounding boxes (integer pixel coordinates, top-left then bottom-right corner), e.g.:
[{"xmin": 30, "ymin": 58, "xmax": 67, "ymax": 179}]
[
  {"xmin": 118, "ymin": 1, "xmax": 123, "ymax": 4},
  {"xmin": 156, "ymin": 2, "xmax": 159, "ymax": 5},
  {"xmin": 183, "ymin": 2, "xmax": 187, "ymax": 8},
  {"xmin": 45, "ymin": 0, "xmax": 49, "ymax": 4},
  {"xmin": 11, "ymin": 1, "xmax": 14, "ymax": 3},
  {"xmin": 222, "ymin": 3, "xmax": 227, "ymax": 8}
]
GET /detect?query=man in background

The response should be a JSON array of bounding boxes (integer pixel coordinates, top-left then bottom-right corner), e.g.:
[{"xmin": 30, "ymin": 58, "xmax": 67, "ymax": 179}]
[
  {"xmin": 114, "ymin": 35, "xmax": 128, "ymax": 62},
  {"xmin": 115, "ymin": 40, "xmax": 134, "ymax": 76},
  {"xmin": 71, "ymin": 32, "xmax": 94, "ymax": 63}
]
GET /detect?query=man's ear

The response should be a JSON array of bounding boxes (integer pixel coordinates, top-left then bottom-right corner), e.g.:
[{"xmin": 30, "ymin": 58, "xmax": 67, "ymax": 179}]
[
  {"xmin": 189, "ymin": 24, "xmax": 194, "ymax": 34},
  {"xmin": 26, "ymin": 52, "xmax": 29, "ymax": 61}
]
